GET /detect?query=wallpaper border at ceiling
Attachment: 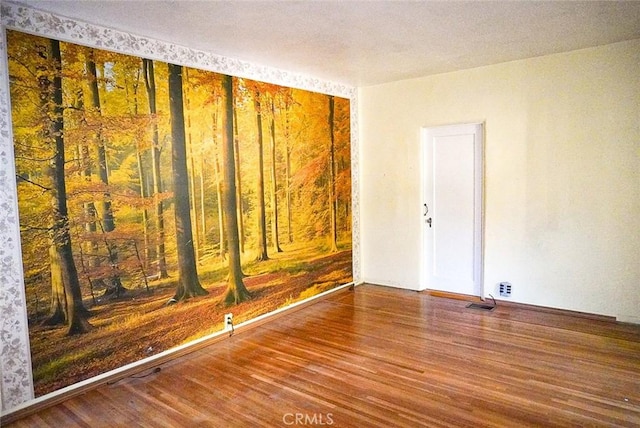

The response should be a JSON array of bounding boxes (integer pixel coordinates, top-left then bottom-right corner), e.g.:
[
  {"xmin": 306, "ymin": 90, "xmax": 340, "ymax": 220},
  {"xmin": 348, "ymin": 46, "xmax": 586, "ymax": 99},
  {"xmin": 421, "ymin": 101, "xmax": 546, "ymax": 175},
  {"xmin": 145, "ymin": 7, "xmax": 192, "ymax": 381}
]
[{"xmin": 0, "ymin": 1, "xmax": 360, "ymax": 413}]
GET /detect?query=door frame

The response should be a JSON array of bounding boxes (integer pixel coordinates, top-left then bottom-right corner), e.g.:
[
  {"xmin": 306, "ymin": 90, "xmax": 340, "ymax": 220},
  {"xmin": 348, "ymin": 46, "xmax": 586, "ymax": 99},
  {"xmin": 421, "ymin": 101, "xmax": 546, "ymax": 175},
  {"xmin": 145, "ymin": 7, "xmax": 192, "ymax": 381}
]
[{"xmin": 419, "ymin": 122, "xmax": 485, "ymax": 296}]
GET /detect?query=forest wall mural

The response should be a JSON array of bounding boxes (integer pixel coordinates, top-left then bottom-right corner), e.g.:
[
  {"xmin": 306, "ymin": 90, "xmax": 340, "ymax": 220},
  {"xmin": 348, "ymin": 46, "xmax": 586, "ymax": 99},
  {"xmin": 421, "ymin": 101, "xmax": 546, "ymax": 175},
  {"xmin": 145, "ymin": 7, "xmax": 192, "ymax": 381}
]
[{"xmin": 5, "ymin": 28, "xmax": 352, "ymax": 399}]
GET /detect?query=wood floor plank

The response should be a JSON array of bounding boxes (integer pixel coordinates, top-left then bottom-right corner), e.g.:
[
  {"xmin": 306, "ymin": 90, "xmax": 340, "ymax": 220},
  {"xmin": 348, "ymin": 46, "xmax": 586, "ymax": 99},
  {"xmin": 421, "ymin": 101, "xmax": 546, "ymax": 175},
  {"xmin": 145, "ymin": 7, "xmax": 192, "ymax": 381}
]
[{"xmin": 4, "ymin": 284, "xmax": 640, "ymax": 427}]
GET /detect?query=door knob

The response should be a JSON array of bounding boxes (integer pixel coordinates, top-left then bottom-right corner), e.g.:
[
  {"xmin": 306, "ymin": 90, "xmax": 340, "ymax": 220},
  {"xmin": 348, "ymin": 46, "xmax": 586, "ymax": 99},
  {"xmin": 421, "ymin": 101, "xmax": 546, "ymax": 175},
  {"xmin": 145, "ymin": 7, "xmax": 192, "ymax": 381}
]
[{"xmin": 426, "ymin": 218, "xmax": 432, "ymax": 228}]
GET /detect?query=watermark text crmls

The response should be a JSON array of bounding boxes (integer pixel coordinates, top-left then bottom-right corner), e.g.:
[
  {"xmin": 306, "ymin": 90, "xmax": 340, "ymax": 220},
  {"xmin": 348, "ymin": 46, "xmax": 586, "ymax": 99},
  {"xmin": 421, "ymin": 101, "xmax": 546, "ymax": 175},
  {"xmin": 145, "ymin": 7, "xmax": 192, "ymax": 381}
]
[{"xmin": 282, "ymin": 412, "xmax": 334, "ymax": 426}]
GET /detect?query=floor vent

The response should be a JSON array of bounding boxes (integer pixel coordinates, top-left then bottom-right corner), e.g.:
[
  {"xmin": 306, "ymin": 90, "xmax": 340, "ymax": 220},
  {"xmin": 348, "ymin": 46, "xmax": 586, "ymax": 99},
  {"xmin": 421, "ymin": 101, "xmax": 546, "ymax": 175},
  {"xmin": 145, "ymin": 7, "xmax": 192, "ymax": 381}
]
[
  {"xmin": 466, "ymin": 302, "xmax": 495, "ymax": 311},
  {"xmin": 466, "ymin": 295, "xmax": 496, "ymax": 311}
]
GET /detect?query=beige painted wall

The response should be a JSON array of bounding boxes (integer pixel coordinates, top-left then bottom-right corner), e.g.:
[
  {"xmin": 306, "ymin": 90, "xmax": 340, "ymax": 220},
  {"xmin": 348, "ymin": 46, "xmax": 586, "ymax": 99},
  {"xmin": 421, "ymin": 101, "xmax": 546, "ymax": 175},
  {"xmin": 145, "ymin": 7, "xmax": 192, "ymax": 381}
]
[{"xmin": 359, "ymin": 39, "xmax": 640, "ymax": 321}]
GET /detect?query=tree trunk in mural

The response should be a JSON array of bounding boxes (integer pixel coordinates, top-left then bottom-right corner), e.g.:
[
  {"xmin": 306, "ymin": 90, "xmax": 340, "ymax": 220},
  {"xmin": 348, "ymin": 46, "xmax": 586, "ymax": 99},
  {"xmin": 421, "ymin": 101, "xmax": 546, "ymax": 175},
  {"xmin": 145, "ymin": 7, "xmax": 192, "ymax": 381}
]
[
  {"xmin": 44, "ymin": 38, "xmax": 92, "ymax": 335},
  {"xmin": 328, "ymin": 95, "xmax": 338, "ymax": 253},
  {"xmin": 269, "ymin": 97, "xmax": 283, "ymax": 253},
  {"xmin": 74, "ymin": 89, "xmax": 101, "ymax": 271},
  {"xmin": 136, "ymin": 147, "xmax": 151, "ymax": 271},
  {"xmin": 199, "ymin": 150, "xmax": 207, "ymax": 253},
  {"xmin": 283, "ymin": 101, "xmax": 294, "ymax": 244},
  {"xmin": 44, "ymin": 244, "xmax": 67, "ymax": 325},
  {"xmin": 168, "ymin": 63, "xmax": 208, "ymax": 301},
  {"xmin": 143, "ymin": 58, "xmax": 168, "ymax": 279},
  {"xmin": 183, "ymin": 70, "xmax": 202, "ymax": 262},
  {"xmin": 129, "ymin": 65, "xmax": 152, "ymax": 271},
  {"xmin": 188, "ymin": 140, "xmax": 201, "ymax": 262},
  {"xmin": 254, "ymin": 92, "xmax": 269, "ymax": 261},
  {"xmin": 214, "ymin": 138, "xmax": 227, "ymax": 260},
  {"xmin": 220, "ymin": 75, "xmax": 251, "ymax": 305},
  {"xmin": 233, "ymin": 107, "xmax": 246, "ymax": 253},
  {"xmin": 86, "ymin": 50, "xmax": 125, "ymax": 296},
  {"xmin": 212, "ymin": 109, "xmax": 227, "ymax": 260}
]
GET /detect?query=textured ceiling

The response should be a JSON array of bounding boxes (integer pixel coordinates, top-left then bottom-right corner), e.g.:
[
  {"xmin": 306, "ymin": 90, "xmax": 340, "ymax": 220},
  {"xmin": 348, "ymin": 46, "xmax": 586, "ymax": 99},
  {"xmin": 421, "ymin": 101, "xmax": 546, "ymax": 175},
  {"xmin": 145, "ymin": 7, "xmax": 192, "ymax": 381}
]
[{"xmin": 16, "ymin": 0, "xmax": 640, "ymax": 87}]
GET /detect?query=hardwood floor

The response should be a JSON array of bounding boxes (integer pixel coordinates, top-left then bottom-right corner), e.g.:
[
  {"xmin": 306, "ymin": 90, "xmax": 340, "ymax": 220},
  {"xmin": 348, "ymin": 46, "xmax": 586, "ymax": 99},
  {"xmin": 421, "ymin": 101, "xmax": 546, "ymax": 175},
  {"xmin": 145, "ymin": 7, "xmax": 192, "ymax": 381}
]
[{"xmin": 6, "ymin": 284, "xmax": 640, "ymax": 427}]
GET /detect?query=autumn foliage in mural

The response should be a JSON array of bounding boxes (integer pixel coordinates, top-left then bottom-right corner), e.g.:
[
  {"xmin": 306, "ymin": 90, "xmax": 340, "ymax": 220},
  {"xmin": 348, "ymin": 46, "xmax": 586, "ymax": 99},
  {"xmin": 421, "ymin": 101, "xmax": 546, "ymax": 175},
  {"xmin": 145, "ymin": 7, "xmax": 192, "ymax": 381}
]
[{"xmin": 7, "ymin": 30, "xmax": 352, "ymax": 396}]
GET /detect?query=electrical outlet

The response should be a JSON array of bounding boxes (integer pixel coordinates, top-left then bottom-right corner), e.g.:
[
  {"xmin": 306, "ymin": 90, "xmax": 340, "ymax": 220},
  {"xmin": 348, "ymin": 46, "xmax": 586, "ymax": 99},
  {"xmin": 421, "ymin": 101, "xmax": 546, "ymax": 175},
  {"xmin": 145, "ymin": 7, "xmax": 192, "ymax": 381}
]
[{"xmin": 224, "ymin": 313, "xmax": 233, "ymax": 331}]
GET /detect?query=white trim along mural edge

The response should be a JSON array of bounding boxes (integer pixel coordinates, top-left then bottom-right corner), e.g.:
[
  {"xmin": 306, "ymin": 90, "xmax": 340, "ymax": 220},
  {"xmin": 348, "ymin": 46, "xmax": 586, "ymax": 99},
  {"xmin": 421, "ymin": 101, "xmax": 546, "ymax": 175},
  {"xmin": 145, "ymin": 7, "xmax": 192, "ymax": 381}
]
[{"xmin": 0, "ymin": 1, "xmax": 360, "ymax": 413}]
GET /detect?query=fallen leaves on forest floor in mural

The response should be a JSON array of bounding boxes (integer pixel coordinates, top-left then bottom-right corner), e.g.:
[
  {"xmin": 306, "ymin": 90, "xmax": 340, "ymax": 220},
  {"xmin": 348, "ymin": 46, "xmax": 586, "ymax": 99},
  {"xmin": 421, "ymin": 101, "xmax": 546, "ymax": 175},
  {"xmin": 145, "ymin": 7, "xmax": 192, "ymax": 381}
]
[{"xmin": 29, "ymin": 247, "xmax": 352, "ymax": 396}]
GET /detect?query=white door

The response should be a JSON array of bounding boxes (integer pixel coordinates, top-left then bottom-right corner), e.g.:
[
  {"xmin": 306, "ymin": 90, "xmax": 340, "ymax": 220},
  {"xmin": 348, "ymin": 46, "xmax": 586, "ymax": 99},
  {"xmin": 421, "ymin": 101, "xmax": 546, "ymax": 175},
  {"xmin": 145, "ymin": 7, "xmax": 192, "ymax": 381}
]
[{"xmin": 421, "ymin": 123, "xmax": 483, "ymax": 296}]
